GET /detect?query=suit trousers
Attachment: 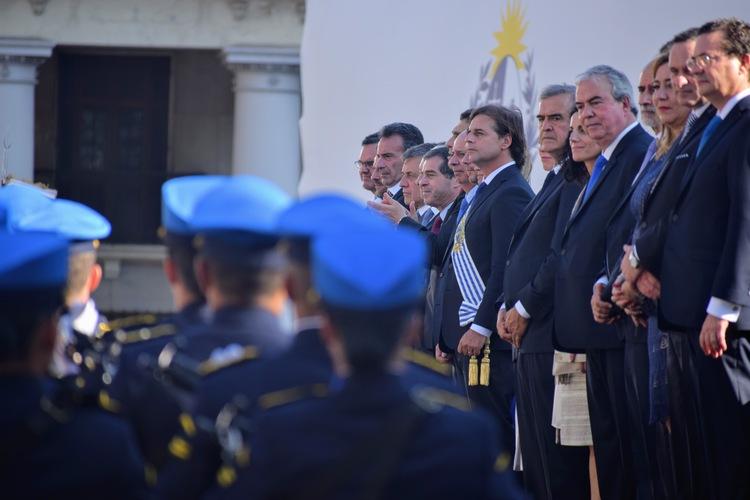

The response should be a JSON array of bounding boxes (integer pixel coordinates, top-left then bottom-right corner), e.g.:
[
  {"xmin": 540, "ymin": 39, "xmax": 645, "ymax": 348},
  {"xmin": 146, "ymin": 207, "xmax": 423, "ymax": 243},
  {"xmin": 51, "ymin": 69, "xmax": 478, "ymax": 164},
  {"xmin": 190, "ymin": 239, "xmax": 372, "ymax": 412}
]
[
  {"xmin": 516, "ymin": 352, "xmax": 589, "ymax": 500},
  {"xmin": 454, "ymin": 335, "xmax": 516, "ymax": 456},
  {"xmin": 586, "ymin": 348, "xmax": 635, "ymax": 500},
  {"xmin": 667, "ymin": 330, "xmax": 750, "ymax": 500},
  {"xmin": 623, "ymin": 339, "xmax": 672, "ymax": 500}
]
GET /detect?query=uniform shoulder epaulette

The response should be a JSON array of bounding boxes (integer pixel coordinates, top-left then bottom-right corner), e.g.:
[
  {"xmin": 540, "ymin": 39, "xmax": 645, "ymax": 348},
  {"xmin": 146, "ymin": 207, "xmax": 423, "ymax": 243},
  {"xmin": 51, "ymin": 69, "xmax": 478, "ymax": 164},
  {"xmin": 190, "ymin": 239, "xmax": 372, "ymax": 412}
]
[
  {"xmin": 198, "ymin": 345, "xmax": 260, "ymax": 376},
  {"xmin": 402, "ymin": 348, "xmax": 452, "ymax": 376},
  {"xmin": 410, "ymin": 385, "xmax": 470, "ymax": 413},
  {"xmin": 96, "ymin": 313, "xmax": 163, "ymax": 338},
  {"xmin": 112, "ymin": 323, "xmax": 177, "ymax": 345},
  {"xmin": 257, "ymin": 382, "xmax": 328, "ymax": 410}
]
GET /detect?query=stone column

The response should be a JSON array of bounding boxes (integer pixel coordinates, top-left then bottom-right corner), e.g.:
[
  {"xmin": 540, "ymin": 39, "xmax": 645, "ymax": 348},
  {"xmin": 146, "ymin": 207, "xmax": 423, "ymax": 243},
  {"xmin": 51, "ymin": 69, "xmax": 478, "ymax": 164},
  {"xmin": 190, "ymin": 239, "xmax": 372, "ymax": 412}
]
[
  {"xmin": 222, "ymin": 45, "xmax": 301, "ymax": 195},
  {"xmin": 0, "ymin": 38, "xmax": 54, "ymax": 182}
]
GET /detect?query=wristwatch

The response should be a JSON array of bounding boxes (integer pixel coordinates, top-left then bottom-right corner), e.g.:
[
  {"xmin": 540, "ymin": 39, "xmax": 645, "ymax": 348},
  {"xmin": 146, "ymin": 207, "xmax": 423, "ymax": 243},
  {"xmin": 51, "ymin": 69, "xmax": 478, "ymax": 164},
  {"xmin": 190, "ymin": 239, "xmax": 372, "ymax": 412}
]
[{"xmin": 628, "ymin": 249, "xmax": 640, "ymax": 269}]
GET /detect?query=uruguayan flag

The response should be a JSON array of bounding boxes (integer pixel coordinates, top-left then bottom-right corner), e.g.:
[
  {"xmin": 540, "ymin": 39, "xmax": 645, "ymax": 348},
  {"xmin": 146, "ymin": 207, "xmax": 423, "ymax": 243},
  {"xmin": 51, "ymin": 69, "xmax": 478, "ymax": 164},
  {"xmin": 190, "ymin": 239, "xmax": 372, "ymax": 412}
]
[{"xmin": 452, "ymin": 214, "xmax": 485, "ymax": 326}]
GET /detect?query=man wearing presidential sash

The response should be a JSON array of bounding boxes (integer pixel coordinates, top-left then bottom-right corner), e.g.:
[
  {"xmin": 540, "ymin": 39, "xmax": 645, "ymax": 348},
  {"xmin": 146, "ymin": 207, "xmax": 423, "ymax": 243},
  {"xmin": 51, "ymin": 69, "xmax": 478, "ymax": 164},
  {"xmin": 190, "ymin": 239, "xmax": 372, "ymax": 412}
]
[{"xmin": 445, "ymin": 104, "xmax": 533, "ymax": 452}]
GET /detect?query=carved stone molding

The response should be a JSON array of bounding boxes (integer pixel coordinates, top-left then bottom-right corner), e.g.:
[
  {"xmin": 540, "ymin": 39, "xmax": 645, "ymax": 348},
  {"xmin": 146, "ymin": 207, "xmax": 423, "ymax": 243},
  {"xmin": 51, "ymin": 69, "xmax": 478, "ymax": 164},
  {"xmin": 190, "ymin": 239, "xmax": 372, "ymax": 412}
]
[
  {"xmin": 294, "ymin": 0, "xmax": 305, "ymax": 24},
  {"xmin": 222, "ymin": 45, "xmax": 300, "ymax": 75},
  {"xmin": 28, "ymin": 0, "xmax": 50, "ymax": 16},
  {"xmin": 227, "ymin": 0, "xmax": 274, "ymax": 21}
]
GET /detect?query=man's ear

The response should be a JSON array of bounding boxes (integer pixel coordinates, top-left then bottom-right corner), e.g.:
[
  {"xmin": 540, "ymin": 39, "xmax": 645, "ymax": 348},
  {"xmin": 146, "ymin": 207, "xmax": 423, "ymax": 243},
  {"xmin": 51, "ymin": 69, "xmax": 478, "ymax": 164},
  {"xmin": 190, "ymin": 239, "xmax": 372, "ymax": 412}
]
[
  {"xmin": 163, "ymin": 256, "xmax": 178, "ymax": 285},
  {"xmin": 88, "ymin": 263, "xmax": 103, "ymax": 293}
]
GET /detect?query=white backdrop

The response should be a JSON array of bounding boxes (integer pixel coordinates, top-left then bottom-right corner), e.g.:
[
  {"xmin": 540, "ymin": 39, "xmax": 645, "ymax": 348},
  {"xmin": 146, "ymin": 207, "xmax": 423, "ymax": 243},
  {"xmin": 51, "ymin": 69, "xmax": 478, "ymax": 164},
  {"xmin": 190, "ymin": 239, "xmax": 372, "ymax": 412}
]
[{"xmin": 298, "ymin": 0, "xmax": 748, "ymax": 198}]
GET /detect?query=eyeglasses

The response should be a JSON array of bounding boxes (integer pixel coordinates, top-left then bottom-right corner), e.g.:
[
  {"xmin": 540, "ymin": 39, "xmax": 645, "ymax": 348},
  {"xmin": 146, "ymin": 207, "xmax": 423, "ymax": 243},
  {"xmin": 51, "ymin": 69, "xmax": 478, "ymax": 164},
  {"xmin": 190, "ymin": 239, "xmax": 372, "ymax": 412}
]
[
  {"xmin": 354, "ymin": 160, "xmax": 374, "ymax": 170},
  {"xmin": 686, "ymin": 53, "xmax": 723, "ymax": 72}
]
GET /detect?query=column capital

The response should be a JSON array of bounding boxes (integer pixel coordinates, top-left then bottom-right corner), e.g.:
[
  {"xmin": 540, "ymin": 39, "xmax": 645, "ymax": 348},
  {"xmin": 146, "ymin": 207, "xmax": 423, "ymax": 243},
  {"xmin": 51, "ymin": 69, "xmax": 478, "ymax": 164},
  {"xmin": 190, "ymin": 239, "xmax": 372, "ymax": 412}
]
[
  {"xmin": 222, "ymin": 45, "xmax": 299, "ymax": 74},
  {"xmin": 0, "ymin": 37, "xmax": 55, "ymax": 62}
]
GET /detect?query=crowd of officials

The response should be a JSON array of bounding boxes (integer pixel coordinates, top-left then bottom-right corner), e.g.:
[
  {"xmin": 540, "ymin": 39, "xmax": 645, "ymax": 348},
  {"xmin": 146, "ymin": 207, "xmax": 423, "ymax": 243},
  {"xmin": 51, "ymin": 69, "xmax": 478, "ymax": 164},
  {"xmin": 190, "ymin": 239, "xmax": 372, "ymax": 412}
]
[{"xmin": 1, "ymin": 16, "xmax": 749, "ymax": 500}]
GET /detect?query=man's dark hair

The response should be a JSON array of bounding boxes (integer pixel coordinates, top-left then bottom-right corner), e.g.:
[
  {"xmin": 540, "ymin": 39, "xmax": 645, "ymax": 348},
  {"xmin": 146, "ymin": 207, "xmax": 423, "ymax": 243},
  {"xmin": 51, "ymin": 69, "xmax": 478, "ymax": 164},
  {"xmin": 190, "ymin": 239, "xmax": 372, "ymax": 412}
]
[
  {"xmin": 0, "ymin": 289, "xmax": 63, "ymax": 363},
  {"xmin": 324, "ymin": 302, "xmax": 419, "ymax": 374},
  {"xmin": 671, "ymin": 27, "xmax": 700, "ymax": 45},
  {"xmin": 539, "ymin": 84, "xmax": 577, "ymax": 116},
  {"xmin": 698, "ymin": 18, "xmax": 750, "ymax": 58},
  {"xmin": 402, "ymin": 142, "xmax": 438, "ymax": 161},
  {"xmin": 659, "ymin": 41, "xmax": 674, "ymax": 55},
  {"xmin": 165, "ymin": 233, "xmax": 204, "ymax": 299},
  {"xmin": 378, "ymin": 123, "xmax": 424, "ymax": 152},
  {"xmin": 200, "ymin": 236, "xmax": 286, "ymax": 303},
  {"xmin": 470, "ymin": 105, "xmax": 527, "ymax": 167},
  {"xmin": 423, "ymin": 145, "xmax": 453, "ymax": 178},
  {"xmin": 459, "ymin": 108, "xmax": 474, "ymax": 122},
  {"xmin": 361, "ymin": 132, "xmax": 380, "ymax": 146}
]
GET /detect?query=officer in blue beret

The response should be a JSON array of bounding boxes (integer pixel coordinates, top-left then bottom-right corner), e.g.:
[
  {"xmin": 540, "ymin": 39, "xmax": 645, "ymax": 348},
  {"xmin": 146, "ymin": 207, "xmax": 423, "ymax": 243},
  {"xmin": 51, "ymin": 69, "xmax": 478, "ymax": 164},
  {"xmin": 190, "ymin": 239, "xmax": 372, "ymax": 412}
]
[
  {"xmin": 0, "ymin": 232, "xmax": 148, "ymax": 500},
  {"xmin": 108, "ymin": 175, "xmax": 292, "ymax": 476},
  {"xmin": 158, "ymin": 193, "xmax": 384, "ymax": 499},
  {"xmin": 0, "ymin": 185, "xmax": 112, "ymax": 378},
  {"xmin": 211, "ymin": 227, "xmax": 524, "ymax": 499},
  {"xmin": 102, "ymin": 175, "xmax": 225, "ymax": 478}
]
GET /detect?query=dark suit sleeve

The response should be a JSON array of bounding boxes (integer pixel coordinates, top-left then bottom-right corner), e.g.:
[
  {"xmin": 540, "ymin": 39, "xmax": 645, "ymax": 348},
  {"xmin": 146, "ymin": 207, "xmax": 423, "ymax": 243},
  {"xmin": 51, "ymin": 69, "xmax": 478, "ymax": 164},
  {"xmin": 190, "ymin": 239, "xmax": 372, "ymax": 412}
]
[
  {"xmin": 474, "ymin": 185, "xmax": 532, "ymax": 331},
  {"xmin": 514, "ymin": 249, "xmax": 558, "ymax": 319},
  {"xmin": 713, "ymin": 137, "xmax": 750, "ymax": 307},
  {"xmin": 632, "ymin": 218, "xmax": 668, "ymax": 274}
]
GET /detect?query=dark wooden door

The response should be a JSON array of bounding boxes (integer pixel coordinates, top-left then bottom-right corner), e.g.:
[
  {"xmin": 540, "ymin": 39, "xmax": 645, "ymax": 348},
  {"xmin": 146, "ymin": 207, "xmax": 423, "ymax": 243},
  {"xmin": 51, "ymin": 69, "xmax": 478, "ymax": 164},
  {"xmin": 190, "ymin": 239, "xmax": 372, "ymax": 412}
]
[{"xmin": 57, "ymin": 53, "xmax": 169, "ymax": 243}]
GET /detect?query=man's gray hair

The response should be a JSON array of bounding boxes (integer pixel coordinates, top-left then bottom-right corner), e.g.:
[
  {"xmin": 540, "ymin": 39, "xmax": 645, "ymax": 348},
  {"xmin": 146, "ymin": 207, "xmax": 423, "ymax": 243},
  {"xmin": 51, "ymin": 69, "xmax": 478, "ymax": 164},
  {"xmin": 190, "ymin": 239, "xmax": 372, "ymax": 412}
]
[
  {"xmin": 576, "ymin": 65, "xmax": 637, "ymax": 115},
  {"xmin": 403, "ymin": 142, "xmax": 439, "ymax": 160},
  {"xmin": 539, "ymin": 83, "xmax": 577, "ymax": 115}
]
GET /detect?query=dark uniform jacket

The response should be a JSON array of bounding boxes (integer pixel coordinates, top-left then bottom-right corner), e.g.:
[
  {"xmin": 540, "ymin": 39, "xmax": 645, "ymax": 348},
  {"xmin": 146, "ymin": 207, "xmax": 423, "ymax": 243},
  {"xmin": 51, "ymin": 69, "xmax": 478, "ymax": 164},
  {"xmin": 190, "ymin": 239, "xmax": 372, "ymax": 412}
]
[{"xmin": 0, "ymin": 375, "xmax": 148, "ymax": 500}]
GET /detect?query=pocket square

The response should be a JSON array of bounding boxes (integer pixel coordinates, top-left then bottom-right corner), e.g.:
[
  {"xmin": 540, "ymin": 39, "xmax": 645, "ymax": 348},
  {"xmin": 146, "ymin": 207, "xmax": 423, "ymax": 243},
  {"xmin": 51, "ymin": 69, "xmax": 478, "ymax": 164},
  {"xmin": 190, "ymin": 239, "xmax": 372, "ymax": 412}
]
[{"xmin": 674, "ymin": 153, "xmax": 690, "ymax": 160}]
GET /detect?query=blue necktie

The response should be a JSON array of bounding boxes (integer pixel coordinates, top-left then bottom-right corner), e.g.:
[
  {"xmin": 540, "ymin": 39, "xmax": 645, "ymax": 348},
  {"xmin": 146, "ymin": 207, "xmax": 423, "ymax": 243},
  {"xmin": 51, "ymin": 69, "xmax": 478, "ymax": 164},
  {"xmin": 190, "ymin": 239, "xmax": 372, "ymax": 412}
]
[
  {"xmin": 457, "ymin": 183, "xmax": 487, "ymax": 221},
  {"xmin": 696, "ymin": 115, "xmax": 722, "ymax": 158},
  {"xmin": 583, "ymin": 154, "xmax": 607, "ymax": 203}
]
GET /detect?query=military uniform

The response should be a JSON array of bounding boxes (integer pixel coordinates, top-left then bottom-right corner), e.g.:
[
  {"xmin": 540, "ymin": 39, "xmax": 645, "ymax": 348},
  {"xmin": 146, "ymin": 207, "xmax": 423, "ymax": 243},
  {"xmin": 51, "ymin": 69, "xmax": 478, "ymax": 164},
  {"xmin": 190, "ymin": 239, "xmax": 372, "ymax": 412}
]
[{"xmin": 0, "ymin": 232, "xmax": 148, "ymax": 500}]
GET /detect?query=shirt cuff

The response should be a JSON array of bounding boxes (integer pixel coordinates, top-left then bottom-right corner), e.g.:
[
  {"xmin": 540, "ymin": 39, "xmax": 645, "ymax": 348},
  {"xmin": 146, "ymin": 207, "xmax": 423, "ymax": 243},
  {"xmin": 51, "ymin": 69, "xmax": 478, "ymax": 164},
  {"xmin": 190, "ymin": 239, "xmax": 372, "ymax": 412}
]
[
  {"xmin": 514, "ymin": 301, "xmax": 531, "ymax": 319},
  {"xmin": 631, "ymin": 244, "xmax": 640, "ymax": 263},
  {"xmin": 470, "ymin": 323, "xmax": 492, "ymax": 337},
  {"xmin": 593, "ymin": 275, "xmax": 609, "ymax": 292},
  {"xmin": 707, "ymin": 297, "xmax": 741, "ymax": 323}
]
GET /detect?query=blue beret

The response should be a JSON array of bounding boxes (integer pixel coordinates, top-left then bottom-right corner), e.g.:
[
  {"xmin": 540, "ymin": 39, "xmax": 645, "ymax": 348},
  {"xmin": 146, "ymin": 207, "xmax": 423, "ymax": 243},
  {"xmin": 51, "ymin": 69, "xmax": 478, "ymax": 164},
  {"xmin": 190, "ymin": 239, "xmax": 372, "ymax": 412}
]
[
  {"xmin": 277, "ymin": 193, "xmax": 391, "ymax": 238},
  {"xmin": 14, "ymin": 198, "xmax": 111, "ymax": 242},
  {"xmin": 162, "ymin": 175, "xmax": 227, "ymax": 235},
  {"xmin": 312, "ymin": 228, "xmax": 426, "ymax": 310},
  {"xmin": 0, "ymin": 184, "xmax": 53, "ymax": 232},
  {"xmin": 0, "ymin": 232, "xmax": 69, "ymax": 290},
  {"xmin": 191, "ymin": 175, "xmax": 291, "ymax": 237}
]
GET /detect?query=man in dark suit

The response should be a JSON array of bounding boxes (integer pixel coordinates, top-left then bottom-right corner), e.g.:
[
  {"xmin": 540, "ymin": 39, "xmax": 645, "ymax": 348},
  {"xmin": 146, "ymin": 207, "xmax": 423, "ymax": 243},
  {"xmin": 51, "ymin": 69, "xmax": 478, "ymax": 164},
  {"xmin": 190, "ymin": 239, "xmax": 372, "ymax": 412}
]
[
  {"xmin": 443, "ymin": 105, "xmax": 533, "ymax": 451},
  {"xmin": 372, "ymin": 122, "xmax": 424, "ymax": 208},
  {"xmin": 553, "ymin": 65, "xmax": 651, "ymax": 500},
  {"xmin": 618, "ymin": 28, "xmax": 716, "ymax": 500},
  {"xmin": 500, "ymin": 84, "xmax": 590, "ymax": 500},
  {"xmin": 646, "ymin": 19, "xmax": 750, "ymax": 500}
]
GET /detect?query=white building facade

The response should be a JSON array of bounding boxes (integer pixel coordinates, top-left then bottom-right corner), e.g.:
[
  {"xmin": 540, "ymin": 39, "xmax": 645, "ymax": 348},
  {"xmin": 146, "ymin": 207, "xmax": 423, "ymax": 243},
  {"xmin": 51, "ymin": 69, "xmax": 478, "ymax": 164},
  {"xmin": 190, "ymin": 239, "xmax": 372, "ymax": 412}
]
[{"xmin": 0, "ymin": 0, "xmax": 304, "ymax": 313}]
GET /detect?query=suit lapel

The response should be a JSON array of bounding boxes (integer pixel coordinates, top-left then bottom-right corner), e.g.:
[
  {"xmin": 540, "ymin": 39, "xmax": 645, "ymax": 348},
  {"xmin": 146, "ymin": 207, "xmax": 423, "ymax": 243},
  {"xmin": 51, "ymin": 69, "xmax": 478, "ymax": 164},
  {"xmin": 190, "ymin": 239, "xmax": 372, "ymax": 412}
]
[
  {"xmin": 508, "ymin": 174, "xmax": 564, "ymax": 252},
  {"xmin": 439, "ymin": 193, "xmax": 464, "ymax": 267},
  {"xmin": 465, "ymin": 163, "xmax": 516, "ymax": 226},
  {"xmin": 675, "ymin": 100, "xmax": 747, "ymax": 206}
]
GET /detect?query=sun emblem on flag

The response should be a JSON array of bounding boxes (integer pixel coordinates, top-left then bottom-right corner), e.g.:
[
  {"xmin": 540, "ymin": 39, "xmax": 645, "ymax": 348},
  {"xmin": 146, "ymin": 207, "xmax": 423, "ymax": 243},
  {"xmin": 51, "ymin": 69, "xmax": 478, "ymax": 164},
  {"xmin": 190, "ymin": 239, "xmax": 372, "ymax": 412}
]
[{"xmin": 471, "ymin": 1, "xmax": 538, "ymax": 177}]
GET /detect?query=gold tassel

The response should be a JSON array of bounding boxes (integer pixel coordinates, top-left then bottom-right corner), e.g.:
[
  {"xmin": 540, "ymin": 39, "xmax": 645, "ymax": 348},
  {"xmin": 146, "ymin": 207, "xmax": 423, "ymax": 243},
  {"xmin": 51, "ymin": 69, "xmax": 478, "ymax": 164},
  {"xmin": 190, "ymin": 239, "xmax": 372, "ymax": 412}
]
[
  {"xmin": 468, "ymin": 355, "xmax": 479, "ymax": 386},
  {"xmin": 479, "ymin": 338, "xmax": 491, "ymax": 386}
]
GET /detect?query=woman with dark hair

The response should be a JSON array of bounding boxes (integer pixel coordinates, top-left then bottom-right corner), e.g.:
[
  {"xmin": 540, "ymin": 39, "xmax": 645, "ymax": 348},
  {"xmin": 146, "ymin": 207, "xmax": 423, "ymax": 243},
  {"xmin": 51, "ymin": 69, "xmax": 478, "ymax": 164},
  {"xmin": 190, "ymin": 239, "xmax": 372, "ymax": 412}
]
[{"xmin": 550, "ymin": 111, "xmax": 600, "ymax": 500}]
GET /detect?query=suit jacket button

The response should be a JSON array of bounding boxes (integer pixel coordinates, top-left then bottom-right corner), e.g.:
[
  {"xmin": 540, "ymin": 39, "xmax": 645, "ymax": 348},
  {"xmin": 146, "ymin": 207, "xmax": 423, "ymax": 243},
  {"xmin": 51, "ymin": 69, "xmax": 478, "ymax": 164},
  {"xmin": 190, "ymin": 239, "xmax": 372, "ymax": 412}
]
[
  {"xmin": 672, "ymin": 214, "xmax": 678, "ymax": 222},
  {"xmin": 439, "ymin": 272, "xmax": 444, "ymax": 278},
  {"xmin": 640, "ymin": 222, "xmax": 647, "ymax": 230},
  {"xmin": 560, "ymin": 249, "xmax": 566, "ymax": 255},
  {"xmin": 506, "ymin": 260, "xmax": 510, "ymax": 267}
]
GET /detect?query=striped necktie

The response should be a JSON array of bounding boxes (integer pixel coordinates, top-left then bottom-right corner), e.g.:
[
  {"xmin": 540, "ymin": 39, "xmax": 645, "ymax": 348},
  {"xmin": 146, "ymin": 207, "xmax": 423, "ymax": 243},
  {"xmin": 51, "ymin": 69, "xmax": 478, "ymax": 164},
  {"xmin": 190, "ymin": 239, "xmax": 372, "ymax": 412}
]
[{"xmin": 679, "ymin": 111, "xmax": 699, "ymax": 144}]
